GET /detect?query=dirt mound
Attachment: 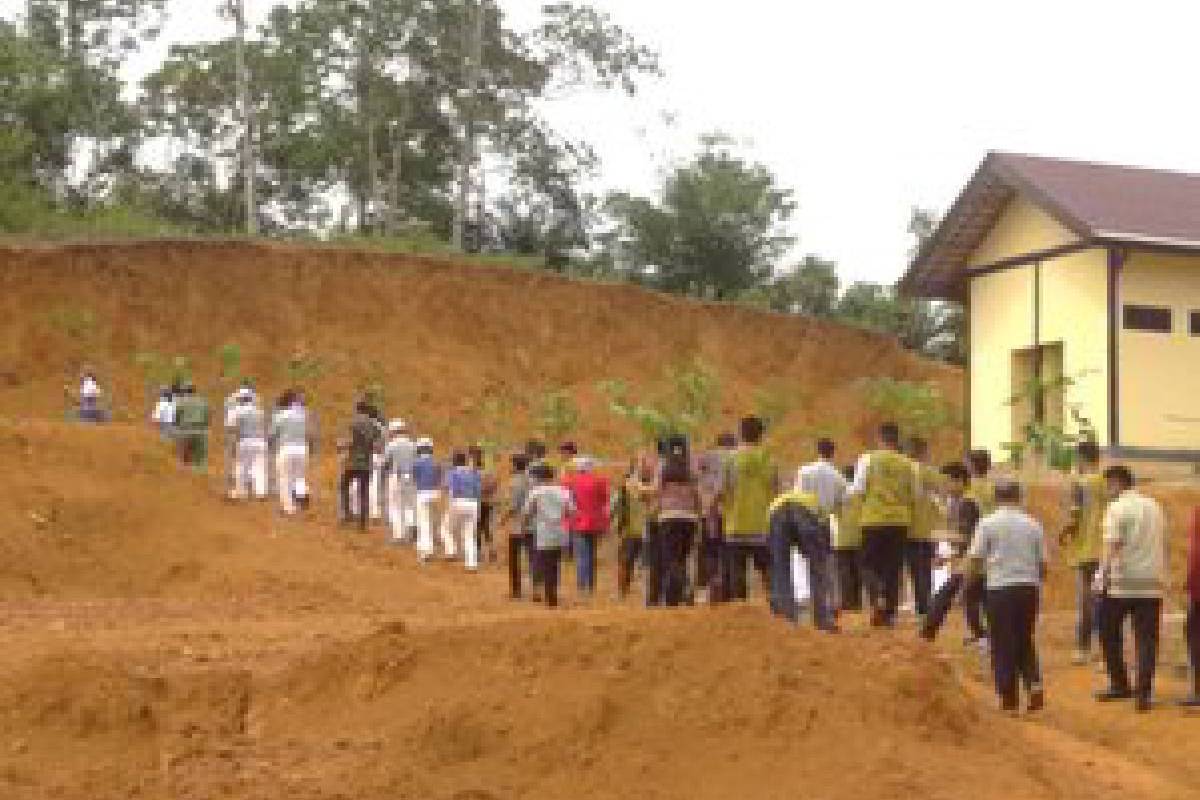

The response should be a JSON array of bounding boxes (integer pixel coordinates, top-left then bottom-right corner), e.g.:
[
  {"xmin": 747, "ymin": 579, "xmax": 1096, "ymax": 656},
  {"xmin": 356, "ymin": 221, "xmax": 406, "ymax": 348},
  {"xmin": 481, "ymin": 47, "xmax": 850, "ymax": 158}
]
[{"xmin": 0, "ymin": 240, "xmax": 961, "ymax": 462}]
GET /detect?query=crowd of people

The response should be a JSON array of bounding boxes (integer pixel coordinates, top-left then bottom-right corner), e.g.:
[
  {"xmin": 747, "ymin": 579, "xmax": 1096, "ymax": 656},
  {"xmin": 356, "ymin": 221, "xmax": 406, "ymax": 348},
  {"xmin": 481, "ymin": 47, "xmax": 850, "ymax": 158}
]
[{"xmin": 101, "ymin": 374, "xmax": 1200, "ymax": 717}]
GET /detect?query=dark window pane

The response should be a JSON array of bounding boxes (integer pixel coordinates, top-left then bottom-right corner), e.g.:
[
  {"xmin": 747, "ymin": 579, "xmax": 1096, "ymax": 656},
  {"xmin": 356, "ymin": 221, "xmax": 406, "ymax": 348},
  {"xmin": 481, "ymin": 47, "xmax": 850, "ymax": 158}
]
[
  {"xmin": 1123, "ymin": 305, "xmax": 1172, "ymax": 333},
  {"xmin": 1191, "ymin": 311, "xmax": 1200, "ymax": 336}
]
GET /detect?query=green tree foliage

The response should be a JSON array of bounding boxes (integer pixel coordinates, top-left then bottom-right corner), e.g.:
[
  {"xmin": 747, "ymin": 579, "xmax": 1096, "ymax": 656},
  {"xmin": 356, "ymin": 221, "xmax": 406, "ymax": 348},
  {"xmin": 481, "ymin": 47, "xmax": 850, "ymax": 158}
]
[
  {"xmin": 536, "ymin": 388, "xmax": 580, "ymax": 444},
  {"xmin": 860, "ymin": 377, "xmax": 955, "ymax": 439},
  {"xmin": 598, "ymin": 358, "xmax": 721, "ymax": 444},
  {"xmin": 606, "ymin": 136, "xmax": 795, "ymax": 300}
]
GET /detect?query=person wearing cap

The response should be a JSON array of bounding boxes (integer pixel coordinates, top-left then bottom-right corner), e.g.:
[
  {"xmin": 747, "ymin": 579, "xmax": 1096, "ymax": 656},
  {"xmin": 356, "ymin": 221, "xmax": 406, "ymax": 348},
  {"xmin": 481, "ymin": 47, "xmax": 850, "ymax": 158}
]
[
  {"xmin": 966, "ymin": 478, "xmax": 1046, "ymax": 714},
  {"xmin": 441, "ymin": 450, "xmax": 483, "ymax": 570},
  {"xmin": 848, "ymin": 421, "xmax": 918, "ymax": 627},
  {"xmin": 228, "ymin": 388, "xmax": 268, "ymax": 501},
  {"xmin": 223, "ymin": 379, "xmax": 256, "ymax": 493},
  {"xmin": 271, "ymin": 390, "xmax": 312, "ymax": 515},
  {"xmin": 382, "ymin": 419, "xmax": 418, "ymax": 543},
  {"xmin": 173, "ymin": 381, "xmax": 210, "ymax": 470},
  {"xmin": 413, "ymin": 438, "xmax": 445, "ymax": 562},
  {"xmin": 521, "ymin": 461, "xmax": 577, "ymax": 608},
  {"xmin": 562, "ymin": 454, "xmax": 610, "ymax": 597},
  {"xmin": 1095, "ymin": 465, "xmax": 1167, "ymax": 713}
]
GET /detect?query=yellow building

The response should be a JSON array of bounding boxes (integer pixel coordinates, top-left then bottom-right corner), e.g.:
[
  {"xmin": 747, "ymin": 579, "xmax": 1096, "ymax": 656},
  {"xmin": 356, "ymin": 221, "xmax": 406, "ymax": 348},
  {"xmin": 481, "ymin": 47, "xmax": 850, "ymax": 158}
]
[{"xmin": 901, "ymin": 152, "xmax": 1200, "ymax": 463}]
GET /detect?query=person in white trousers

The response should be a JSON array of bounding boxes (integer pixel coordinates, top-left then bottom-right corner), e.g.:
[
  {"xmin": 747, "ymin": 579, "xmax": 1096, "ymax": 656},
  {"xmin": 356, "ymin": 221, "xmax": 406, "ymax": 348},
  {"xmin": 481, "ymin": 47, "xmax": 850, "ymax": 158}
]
[
  {"xmin": 229, "ymin": 389, "xmax": 268, "ymax": 500},
  {"xmin": 271, "ymin": 391, "xmax": 310, "ymax": 515},
  {"xmin": 382, "ymin": 419, "xmax": 418, "ymax": 543},
  {"xmin": 442, "ymin": 451, "xmax": 483, "ymax": 571},
  {"xmin": 412, "ymin": 438, "xmax": 445, "ymax": 561}
]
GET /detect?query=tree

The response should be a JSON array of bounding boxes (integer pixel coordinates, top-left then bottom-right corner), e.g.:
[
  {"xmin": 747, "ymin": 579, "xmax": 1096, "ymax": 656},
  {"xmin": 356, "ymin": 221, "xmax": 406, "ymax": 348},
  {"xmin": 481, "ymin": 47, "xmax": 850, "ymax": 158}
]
[
  {"xmin": 745, "ymin": 255, "xmax": 840, "ymax": 315},
  {"xmin": 607, "ymin": 136, "xmax": 795, "ymax": 300}
]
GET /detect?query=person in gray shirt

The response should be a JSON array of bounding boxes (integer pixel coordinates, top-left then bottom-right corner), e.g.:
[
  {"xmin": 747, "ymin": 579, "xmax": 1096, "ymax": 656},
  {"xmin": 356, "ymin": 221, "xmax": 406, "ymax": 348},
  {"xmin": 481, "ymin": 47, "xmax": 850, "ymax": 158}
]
[{"xmin": 967, "ymin": 478, "xmax": 1047, "ymax": 715}]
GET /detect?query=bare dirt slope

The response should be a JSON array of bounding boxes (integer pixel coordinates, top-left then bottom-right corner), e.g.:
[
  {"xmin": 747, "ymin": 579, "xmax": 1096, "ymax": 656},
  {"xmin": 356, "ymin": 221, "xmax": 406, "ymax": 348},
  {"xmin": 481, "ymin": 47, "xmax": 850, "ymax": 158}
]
[
  {"xmin": 0, "ymin": 240, "xmax": 961, "ymax": 461},
  {"xmin": 1, "ymin": 418, "xmax": 1198, "ymax": 800}
]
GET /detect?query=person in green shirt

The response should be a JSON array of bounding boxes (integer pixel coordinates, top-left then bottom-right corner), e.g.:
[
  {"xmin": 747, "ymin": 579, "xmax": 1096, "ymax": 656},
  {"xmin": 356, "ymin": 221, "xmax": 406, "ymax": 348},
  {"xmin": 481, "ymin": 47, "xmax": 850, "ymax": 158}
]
[
  {"xmin": 1060, "ymin": 440, "xmax": 1106, "ymax": 665},
  {"xmin": 173, "ymin": 381, "xmax": 211, "ymax": 471},
  {"xmin": 907, "ymin": 437, "xmax": 940, "ymax": 623},
  {"xmin": 721, "ymin": 416, "xmax": 780, "ymax": 602},
  {"xmin": 834, "ymin": 465, "xmax": 865, "ymax": 611},
  {"xmin": 848, "ymin": 422, "xmax": 917, "ymax": 627}
]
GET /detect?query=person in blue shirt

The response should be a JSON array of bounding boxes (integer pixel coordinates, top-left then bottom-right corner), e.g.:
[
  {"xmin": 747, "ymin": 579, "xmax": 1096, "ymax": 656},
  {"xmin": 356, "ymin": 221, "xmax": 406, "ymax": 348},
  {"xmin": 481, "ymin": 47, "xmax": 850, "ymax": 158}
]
[
  {"xmin": 442, "ymin": 451, "xmax": 484, "ymax": 571},
  {"xmin": 412, "ymin": 438, "xmax": 445, "ymax": 563}
]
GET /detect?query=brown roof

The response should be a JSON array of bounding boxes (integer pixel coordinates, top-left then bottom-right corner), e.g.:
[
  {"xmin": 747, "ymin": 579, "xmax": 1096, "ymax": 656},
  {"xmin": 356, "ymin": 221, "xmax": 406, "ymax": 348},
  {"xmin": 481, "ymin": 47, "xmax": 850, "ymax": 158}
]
[{"xmin": 901, "ymin": 152, "xmax": 1200, "ymax": 299}]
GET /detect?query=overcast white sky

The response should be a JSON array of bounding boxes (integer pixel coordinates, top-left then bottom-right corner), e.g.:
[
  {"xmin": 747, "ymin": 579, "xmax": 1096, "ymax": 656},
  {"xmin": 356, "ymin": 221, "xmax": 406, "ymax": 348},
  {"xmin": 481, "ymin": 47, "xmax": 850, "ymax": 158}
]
[{"xmin": 7, "ymin": 0, "xmax": 1200, "ymax": 284}]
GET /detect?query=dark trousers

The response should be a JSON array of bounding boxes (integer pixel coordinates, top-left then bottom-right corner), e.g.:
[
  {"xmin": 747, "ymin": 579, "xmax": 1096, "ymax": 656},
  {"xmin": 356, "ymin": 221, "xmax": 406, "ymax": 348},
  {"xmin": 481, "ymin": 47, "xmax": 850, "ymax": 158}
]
[
  {"xmin": 1100, "ymin": 595, "xmax": 1162, "ymax": 701},
  {"xmin": 539, "ymin": 547, "xmax": 562, "ymax": 608},
  {"xmin": 924, "ymin": 572, "xmax": 988, "ymax": 640},
  {"xmin": 340, "ymin": 468, "xmax": 370, "ymax": 529},
  {"xmin": 1075, "ymin": 562, "xmax": 1100, "ymax": 651},
  {"xmin": 575, "ymin": 531, "xmax": 599, "ymax": 593},
  {"xmin": 905, "ymin": 539, "xmax": 935, "ymax": 617},
  {"xmin": 722, "ymin": 540, "xmax": 770, "ymax": 601},
  {"xmin": 697, "ymin": 509, "xmax": 723, "ymax": 595},
  {"xmin": 769, "ymin": 515, "xmax": 836, "ymax": 629},
  {"xmin": 659, "ymin": 518, "xmax": 697, "ymax": 607},
  {"xmin": 508, "ymin": 534, "xmax": 533, "ymax": 598},
  {"xmin": 617, "ymin": 537, "xmax": 644, "ymax": 598},
  {"xmin": 477, "ymin": 502, "xmax": 495, "ymax": 556},
  {"xmin": 834, "ymin": 548, "xmax": 863, "ymax": 611},
  {"xmin": 861, "ymin": 526, "xmax": 907, "ymax": 625},
  {"xmin": 1188, "ymin": 601, "xmax": 1200, "ymax": 694},
  {"xmin": 985, "ymin": 585, "xmax": 1042, "ymax": 709},
  {"xmin": 645, "ymin": 519, "xmax": 663, "ymax": 606}
]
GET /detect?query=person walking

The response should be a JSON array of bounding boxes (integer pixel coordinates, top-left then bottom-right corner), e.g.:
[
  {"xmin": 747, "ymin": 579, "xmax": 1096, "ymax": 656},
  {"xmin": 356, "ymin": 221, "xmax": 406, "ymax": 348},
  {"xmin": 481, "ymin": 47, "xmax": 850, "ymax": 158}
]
[
  {"xmin": 920, "ymin": 463, "xmax": 987, "ymax": 643},
  {"xmin": 907, "ymin": 438, "xmax": 939, "ymax": 624},
  {"xmin": 849, "ymin": 422, "xmax": 917, "ymax": 627},
  {"xmin": 382, "ymin": 420, "xmax": 418, "ymax": 544},
  {"xmin": 340, "ymin": 402, "xmax": 381, "ymax": 532},
  {"xmin": 151, "ymin": 386, "xmax": 175, "ymax": 440},
  {"xmin": 1095, "ymin": 466, "xmax": 1168, "ymax": 713},
  {"xmin": 1182, "ymin": 508, "xmax": 1200, "ymax": 707},
  {"xmin": 563, "ymin": 455, "xmax": 611, "ymax": 598},
  {"xmin": 1060, "ymin": 441, "xmax": 1106, "ymax": 665},
  {"xmin": 442, "ymin": 451, "xmax": 483, "ymax": 570},
  {"xmin": 505, "ymin": 453, "xmax": 535, "ymax": 599},
  {"xmin": 767, "ymin": 485, "xmax": 837, "ymax": 632},
  {"xmin": 967, "ymin": 478, "xmax": 1046, "ymax": 714},
  {"xmin": 697, "ymin": 433, "xmax": 737, "ymax": 602},
  {"xmin": 471, "ymin": 446, "xmax": 500, "ymax": 564},
  {"xmin": 657, "ymin": 437, "xmax": 702, "ymax": 607},
  {"xmin": 615, "ymin": 456, "xmax": 651, "ymax": 600},
  {"xmin": 270, "ymin": 391, "xmax": 311, "ymax": 515},
  {"xmin": 173, "ymin": 381, "xmax": 210, "ymax": 471},
  {"xmin": 413, "ymin": 439, "xmax": 445, "ymax": 562},
  {"xmin": 223, "ymin": 379, "xmax": 255, "ymax": 494},
  {"xmin": 797, "ymin": 438, "xmax": 848, "ymax": 622},
  {"xmin": 722, "ymin": 416, "xmax": 779, "ymax": 602},
  {"xmin": 228, "ymin": 388, "xmax": 268, "ymax": 501},
  {"xmin": 521, "ymin": 462, "xmax": 577, "ymax": 608},
  {"xmin": 834, "ymin": 465, "xmax": 865, "ymax": 612}
]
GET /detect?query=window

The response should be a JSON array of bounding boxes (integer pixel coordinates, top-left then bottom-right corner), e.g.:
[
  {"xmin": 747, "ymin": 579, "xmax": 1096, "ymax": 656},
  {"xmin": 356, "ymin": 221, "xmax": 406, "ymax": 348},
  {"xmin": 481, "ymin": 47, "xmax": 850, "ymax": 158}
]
[
  {"xmin": 1123, "ymin": 304, "xmax": 1173, "ymax": 333},
  {"xmin": 1191, "ymin": 311, "xmax": 1200, "ymax": 336}
]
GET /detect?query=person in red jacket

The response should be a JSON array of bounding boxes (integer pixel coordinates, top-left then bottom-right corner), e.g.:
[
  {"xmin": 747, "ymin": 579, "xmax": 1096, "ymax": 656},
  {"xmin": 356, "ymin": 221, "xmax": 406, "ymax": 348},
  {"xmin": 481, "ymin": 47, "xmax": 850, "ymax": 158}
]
[
  {"xmin": 1183, "ymin": 509, "xmax": 1200, "ymax": 707},
  {"xmin": 562, "ymin": 455, "xmax": 610, "ymax": 598}
]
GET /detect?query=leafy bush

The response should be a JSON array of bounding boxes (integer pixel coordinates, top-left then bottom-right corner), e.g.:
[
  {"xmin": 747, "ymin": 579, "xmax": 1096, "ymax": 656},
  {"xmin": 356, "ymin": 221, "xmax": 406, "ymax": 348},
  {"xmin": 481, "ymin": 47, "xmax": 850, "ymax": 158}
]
[
  {"xmin": 598, "ymin": 358, "xmax": 722, "ymax": 444},
  {"xmin": 536, "ymin": 388, "xmax": 580, "ymax": 444},
  {"xmin": 860, "ymin": 377, "xmax": 954, "ymax": 439}
]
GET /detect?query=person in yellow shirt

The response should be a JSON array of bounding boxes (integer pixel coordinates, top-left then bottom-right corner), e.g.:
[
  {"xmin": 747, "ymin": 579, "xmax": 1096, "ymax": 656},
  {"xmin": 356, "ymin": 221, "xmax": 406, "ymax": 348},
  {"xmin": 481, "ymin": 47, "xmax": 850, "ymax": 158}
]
[
  {"xmin": 1060, "ymin": 441, "xmax": 1106, "ymax": 665},
  {"xmin": 767, "ymin": 487, "xmax": 837, "ymax": 632},
  {"xmin": 834, "ymin": 465, "xmax": 865, "ymax": 611},
  {"xmin": 848, "ymin": 422, "xmax": 918, "ymax": 627},
  {"xmin": 908, "ymin": 438, "xmax": 940, "ymax": 623},
  {"xmin": 721, "ymin": 416, "xmax": 781, "ymax": 602}
]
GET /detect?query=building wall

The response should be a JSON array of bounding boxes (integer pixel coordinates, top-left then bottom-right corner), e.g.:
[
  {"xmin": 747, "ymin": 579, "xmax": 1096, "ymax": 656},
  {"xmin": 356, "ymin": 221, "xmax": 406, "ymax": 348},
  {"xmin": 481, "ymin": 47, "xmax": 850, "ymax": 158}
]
[
  {"xmin": 1119, "ymin": 250, "xmax": 1200, "ymax": 450},
  {"xmin": 967, "ymin": 197, "xmax": 1108, "ymax": 457},
  {"xmin": 967, "ymin": 197, "xmax": 1080, "ymax": 267}
]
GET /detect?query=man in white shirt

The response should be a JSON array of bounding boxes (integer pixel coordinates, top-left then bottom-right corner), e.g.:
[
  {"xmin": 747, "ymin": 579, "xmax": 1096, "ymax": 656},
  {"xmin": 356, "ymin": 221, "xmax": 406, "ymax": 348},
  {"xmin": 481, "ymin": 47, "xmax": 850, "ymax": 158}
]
[
  {"xmin": 797, "ymin": 438, "xmax": 848, "ymax": 619},
  {"xmin": 1094, "ymin": 465, "xmax": 1167, "ymax": 712},
  {"xmin": 228, "ymin": 389, "xmax": 268, "ymax": 500}
]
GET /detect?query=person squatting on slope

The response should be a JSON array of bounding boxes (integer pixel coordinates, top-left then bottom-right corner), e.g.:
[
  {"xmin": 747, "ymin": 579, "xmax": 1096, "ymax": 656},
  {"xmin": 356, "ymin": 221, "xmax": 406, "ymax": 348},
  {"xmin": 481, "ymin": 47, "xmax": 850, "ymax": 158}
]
[
  {"xmin": 228, "ymin": 387, "xmax": 268, "ymax": 501},
  {"xmin": 721, "ymin": 416, "xmax": 779, "ymax": 603},
  {"xmin": 341, "ymin": 402, "xmax": 382, "ymax": 531},
  {"xmin": 1095, "ymin": 465, "xmax": 1167, "ymax": 713},
  {"xmin": 920, "ymin": 463, "xmax": 986, "ymax": 642},
  {"xmin": 173, "ymin": 381, "xmax": 210, "ymax": 470},
  {"xmin": 563, "ymin": 455, "xmax": 611, "ymax": 598},
  {"xmin": 655, "ymin": 437, "xmax": 702, "ymax": 607},
  {"xmin": 1060, "ymin": 440, "xmax": 1106, "ymax": 666},
  {"xmin": 796, "ymin": 438, "xmax": 848, "ymax": 622},
  {"xmin": 967, "ymin": 478, "xmax": 1046, "ymax": 715},
  {"xmin": 442, "ymin": 451, "xmax": 483, "ymax": 571},
  {"xmin": 849, "ymin": 422, "xmax": 918, "ymax": 628},
  {"xmin": 382, "ymin": 420, "xmax": 418, "ymax": 544},
  {"xmin": 413, "ymin": 438, "xmax": 445, "ymax": 562},
  {"xmin": 271, "ymin": 390, "xmax": 311, "ymax": 515},
  {"xmin": 521, "ymin": 461, "xmax": 577, "ymax": 608}
]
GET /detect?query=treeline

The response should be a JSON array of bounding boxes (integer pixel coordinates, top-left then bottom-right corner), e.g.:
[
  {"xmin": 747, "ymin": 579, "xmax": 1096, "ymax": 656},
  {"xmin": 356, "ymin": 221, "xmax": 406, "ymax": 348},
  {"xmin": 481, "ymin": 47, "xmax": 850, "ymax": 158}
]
[{"xmin": 0, "ymin": 1, "xmax": 961, "ymax": 363}]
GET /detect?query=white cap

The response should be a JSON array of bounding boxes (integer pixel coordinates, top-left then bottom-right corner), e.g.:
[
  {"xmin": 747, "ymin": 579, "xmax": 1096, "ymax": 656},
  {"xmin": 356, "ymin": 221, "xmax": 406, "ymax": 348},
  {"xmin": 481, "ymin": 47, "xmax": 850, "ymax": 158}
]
[
  {"xmin": 236, "ymin": 386, "xmax": 255, "ymax": 401},
  {"xmin": 417, "ymin": 437, "xmax": 433, "ymax": 449},
  {"xmin": 573, "ymin": 455, "xmax": 595, "ymax": 472},
  {"xmin": 388, "ymin": 418, "xmax": 408, "ymax": 434}
]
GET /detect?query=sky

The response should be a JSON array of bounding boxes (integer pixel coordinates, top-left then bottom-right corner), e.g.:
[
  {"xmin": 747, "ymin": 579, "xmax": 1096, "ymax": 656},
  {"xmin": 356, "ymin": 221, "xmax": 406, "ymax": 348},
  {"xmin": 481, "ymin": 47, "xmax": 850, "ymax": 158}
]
[{"xmin": 7, "ymin": 0, "xmax": 1200, "ymax": 284}]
